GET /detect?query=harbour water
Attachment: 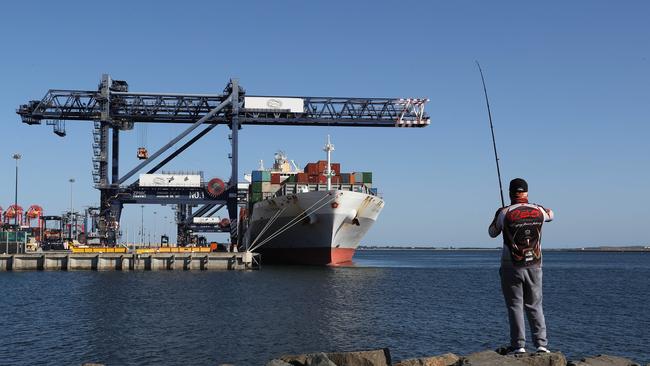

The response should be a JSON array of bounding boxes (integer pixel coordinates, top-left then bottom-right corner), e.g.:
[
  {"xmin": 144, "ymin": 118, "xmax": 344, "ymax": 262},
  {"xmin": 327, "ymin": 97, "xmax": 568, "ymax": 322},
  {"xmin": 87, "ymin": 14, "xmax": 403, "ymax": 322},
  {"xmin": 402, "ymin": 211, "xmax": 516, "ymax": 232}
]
[{"xmin": 0, "ymin": 250, "xmax": 648, "ymax": 365}]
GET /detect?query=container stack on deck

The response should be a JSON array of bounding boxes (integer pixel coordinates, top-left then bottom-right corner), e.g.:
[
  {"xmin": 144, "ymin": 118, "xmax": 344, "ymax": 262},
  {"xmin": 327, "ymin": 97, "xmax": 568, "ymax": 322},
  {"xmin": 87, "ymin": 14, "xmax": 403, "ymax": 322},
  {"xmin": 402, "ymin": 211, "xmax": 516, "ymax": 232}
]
[
  {"xmin": 248, "ymin": 160, "xmax": 376, "ymax": 205},
  {"xmin": 249, "ymin": 170, "xmax": 283, "ymax": 204}
]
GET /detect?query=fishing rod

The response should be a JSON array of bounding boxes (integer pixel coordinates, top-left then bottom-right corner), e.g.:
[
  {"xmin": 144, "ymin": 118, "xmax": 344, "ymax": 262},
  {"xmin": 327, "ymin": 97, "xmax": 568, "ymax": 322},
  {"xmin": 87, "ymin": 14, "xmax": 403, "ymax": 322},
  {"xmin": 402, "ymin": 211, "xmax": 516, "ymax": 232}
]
[{"xmin": 476, "ymin": 61, "xmax": 505, "ymax": 207}]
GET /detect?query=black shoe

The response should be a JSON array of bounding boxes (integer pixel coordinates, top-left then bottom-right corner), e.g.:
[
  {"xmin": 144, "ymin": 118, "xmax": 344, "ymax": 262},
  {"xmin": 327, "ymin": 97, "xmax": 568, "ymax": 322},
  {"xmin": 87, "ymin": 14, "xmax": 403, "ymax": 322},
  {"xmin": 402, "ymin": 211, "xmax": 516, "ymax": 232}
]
[{"xmin": 496, "ymin": 346, "xmax": 526, "ymax": 355}]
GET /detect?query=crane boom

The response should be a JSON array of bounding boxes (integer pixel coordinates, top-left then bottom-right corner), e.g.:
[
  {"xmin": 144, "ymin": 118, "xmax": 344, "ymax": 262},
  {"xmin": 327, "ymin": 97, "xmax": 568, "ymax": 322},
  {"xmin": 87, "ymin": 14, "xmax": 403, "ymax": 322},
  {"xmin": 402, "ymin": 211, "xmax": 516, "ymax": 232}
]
[{"xmin": 17, "ymin": 80, "xmax": 429, "ymax": 127}]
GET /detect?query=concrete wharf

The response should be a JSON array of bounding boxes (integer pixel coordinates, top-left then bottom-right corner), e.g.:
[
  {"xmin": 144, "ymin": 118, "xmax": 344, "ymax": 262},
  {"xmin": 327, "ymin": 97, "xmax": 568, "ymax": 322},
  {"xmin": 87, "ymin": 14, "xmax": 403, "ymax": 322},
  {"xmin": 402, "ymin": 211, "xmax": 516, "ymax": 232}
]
[{"xmin": 0, "ymin": 251, "xmax": 259, "ymax": 271}]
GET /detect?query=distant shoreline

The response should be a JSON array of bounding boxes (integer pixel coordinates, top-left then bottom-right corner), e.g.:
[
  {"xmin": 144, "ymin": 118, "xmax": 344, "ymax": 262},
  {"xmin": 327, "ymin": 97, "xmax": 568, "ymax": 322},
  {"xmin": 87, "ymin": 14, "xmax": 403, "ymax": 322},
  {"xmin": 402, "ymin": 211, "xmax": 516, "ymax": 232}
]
[{"xmin": 358, "ymin": 246, "xmax": 650, "ymax": 252}]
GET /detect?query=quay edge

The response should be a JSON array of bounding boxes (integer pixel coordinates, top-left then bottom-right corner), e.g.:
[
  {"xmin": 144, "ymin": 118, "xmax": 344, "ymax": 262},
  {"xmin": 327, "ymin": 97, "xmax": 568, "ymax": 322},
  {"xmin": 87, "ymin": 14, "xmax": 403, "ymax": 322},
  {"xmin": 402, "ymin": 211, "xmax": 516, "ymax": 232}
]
[{"xmin": 0, "ymin": 252, "xmax": 260, "ymax": 271}]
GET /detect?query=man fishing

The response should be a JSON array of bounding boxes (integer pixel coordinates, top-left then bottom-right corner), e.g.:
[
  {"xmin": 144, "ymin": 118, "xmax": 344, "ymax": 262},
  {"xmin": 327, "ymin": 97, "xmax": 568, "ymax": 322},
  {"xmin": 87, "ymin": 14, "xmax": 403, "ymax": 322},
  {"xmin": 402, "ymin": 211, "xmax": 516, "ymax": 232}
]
[{"xmin": 489, "ymin": 178, "xmax": 554, "ymax": 354}]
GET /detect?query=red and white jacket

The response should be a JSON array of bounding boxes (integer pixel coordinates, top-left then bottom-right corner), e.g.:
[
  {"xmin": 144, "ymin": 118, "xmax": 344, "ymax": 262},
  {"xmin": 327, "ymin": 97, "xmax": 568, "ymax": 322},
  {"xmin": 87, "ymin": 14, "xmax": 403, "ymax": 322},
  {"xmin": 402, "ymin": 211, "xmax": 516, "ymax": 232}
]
[{"xmin": 489, "ymin": 202, "xmax": 553, "ymax": 268}]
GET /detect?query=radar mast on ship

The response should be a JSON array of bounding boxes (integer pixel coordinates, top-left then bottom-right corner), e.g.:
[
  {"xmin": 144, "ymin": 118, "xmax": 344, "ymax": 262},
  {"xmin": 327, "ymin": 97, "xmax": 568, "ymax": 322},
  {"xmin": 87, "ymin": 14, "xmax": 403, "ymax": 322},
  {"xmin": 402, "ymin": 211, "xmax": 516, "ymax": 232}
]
[{"xmin": 323, "ymin": 135, "xmax": 335, "ymax": 190}]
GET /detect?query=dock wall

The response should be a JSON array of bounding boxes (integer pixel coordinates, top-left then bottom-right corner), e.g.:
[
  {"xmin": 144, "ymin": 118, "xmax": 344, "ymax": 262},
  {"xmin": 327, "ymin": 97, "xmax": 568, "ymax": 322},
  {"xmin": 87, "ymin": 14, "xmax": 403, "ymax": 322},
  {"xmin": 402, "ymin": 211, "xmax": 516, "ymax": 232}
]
[{"xmin": 0, "ymin": 252, "xmax": 259, "ymax": 271}]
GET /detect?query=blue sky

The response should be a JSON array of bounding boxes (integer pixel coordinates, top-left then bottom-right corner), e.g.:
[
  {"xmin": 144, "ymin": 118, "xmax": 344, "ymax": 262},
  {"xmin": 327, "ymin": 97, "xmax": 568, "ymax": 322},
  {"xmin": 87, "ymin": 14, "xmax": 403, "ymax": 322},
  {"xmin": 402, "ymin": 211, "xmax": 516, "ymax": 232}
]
[{"xmin": 0, "ymin": 1, "xmax": 648, "ymax": 247}]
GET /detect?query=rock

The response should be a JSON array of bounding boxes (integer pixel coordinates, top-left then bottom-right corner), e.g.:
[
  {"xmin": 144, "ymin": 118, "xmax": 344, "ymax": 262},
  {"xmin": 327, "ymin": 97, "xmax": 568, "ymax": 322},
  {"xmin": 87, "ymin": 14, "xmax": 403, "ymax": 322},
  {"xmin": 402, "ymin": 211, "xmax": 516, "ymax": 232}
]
[
  {"xmin": 326, "ymin": 348, "xmax": 392, "ymax": 366},
  {"xmin": 306, "ymin": 353, "xmax": 337, "ymax": 366},
  {"xmin": 266, "ymin": 360, "xmax": 293, "ymax": 366},
  {"xmin": 280, "ymin": 352, "xmax": 336, "ymax": 366},
  {"xmin": 395, "ymin": 352, "xmax": 460, "ymax": 366},
  {"xmin": 567, "ymin": 355, "xmax": 640, "ymax": 366},
  {"xmin": 459, "ymin": 350, "xmax": 566, "ymax": 366},
  {"xmin": 280, "ymin": 348, "xmax": 391, "ymax": 366}
]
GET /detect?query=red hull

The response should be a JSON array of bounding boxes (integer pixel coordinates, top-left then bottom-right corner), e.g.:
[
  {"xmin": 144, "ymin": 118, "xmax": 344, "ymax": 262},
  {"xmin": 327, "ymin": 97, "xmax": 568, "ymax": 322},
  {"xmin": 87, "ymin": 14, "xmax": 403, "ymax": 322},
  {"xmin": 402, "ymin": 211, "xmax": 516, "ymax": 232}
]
[{"xmin": 256, "ymin": 247, "xmax": 355, "ymax": 266}]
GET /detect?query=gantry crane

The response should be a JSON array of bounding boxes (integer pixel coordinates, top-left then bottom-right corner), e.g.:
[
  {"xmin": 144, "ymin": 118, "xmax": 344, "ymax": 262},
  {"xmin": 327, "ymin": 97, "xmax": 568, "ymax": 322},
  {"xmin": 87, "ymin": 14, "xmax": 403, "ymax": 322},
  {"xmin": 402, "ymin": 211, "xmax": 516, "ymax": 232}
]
[{"xmin": 17, "ymin": 75, "xmax": 430, "ymax": 246}]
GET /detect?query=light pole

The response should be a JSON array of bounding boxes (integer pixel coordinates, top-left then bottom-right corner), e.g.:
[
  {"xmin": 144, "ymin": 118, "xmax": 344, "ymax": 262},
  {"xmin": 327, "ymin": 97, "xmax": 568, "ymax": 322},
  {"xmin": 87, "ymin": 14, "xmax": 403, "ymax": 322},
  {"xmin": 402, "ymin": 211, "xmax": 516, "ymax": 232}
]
[
  {"xmin": 69, "ymin": 178, "xmax": 75, "ymax": 239},
  {"xmin": 153, "ymin": 211, "xmax": 157, "ymax": 246},
  {"xmin": 12, "ymin": 154, "xmax": 21, "ymax": 226},
  {"xmin": 69, "ymin": 178, "xmax": 75, "ymax": 213},
  {"xmin": 140, "ymin": 205, "xmax": 145, "ymax": 246}
]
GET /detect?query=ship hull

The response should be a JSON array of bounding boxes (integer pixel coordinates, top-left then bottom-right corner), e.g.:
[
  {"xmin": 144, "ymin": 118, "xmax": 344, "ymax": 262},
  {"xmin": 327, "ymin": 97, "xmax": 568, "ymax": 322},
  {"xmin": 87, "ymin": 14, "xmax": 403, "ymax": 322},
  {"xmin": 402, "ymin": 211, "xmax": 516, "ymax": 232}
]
[{"xmin": 244, "ymin": 190, "xmax": 384, "ymax": 265}]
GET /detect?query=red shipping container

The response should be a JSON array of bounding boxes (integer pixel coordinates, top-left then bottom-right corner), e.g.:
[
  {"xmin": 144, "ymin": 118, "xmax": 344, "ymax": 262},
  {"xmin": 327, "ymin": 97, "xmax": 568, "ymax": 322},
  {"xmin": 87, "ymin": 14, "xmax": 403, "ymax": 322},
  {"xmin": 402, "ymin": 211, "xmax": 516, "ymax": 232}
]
[
  {"xmin": 271, "ymin": 173, "xmax": 281, "ymax": 184},
  {"xmin": 331, "ymin": 163, "xmax": 341, "ymax": 175},
  {"xmin": 318, "ymin": 175, "xmax": 327, "ymax": 184},
  {"xmin": 317, "ymin": 160, "xmax": 328, "ymax": 173},
  {"xmin": 308, "ymin": 175, "xmax": 320, "ymax": 184},
  {"xmin": 297, "ymin": 173, "xmax": 309, "ymax": 183},
  {"xmin": 304, "ymin": 163, "xmax": 319, "ymax": 175},
  {"xmin": 331, "ymin": 176, "xmax": 341, "ymax": 184}
]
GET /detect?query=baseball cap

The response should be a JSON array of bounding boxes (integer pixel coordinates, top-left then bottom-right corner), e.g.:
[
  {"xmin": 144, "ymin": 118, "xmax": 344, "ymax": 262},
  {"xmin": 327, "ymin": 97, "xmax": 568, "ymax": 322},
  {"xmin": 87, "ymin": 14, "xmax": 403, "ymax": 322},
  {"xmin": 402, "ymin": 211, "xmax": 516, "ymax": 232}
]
[{"xmin": 509, "ymin": 178, "xmax": 528, "ymax": 193}]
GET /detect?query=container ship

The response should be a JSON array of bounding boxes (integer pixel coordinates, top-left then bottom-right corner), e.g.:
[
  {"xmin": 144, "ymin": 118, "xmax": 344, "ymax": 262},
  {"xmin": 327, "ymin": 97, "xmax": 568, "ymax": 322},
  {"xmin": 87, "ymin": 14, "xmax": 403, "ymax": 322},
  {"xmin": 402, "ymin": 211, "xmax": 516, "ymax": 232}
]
[{"xmin": 241, "ymin": 137, "xmax": 384, "ymax": 265}]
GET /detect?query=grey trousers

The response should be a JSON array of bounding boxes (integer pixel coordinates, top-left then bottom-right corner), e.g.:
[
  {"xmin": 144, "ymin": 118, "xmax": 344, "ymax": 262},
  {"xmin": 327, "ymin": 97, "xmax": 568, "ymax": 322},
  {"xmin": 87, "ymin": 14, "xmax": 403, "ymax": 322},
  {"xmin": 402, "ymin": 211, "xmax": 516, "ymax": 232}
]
[{"xmin": 500, "ymin": 266, "xmax": 548, "ymax": 348}]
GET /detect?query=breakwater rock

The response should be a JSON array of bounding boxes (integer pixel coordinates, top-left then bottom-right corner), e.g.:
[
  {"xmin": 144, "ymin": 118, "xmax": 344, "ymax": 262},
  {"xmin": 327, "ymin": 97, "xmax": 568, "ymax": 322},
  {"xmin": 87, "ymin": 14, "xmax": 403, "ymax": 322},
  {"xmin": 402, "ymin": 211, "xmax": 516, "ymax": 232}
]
[{"xmin": 266, "ymin": 349, "xmax": 644, "ymax": 366}]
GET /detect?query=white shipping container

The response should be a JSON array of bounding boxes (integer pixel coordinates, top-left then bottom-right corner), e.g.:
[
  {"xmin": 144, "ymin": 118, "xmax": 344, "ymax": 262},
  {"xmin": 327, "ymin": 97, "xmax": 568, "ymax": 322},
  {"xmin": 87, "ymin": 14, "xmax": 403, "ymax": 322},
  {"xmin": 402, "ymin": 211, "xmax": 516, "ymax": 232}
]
[
  {"xmin": 139, "ymin": 174, "xmax": 201, "ymax": 188},
  {"xmin": 244, "ymin": 97, "xmax": 304, "ymax": 113}
]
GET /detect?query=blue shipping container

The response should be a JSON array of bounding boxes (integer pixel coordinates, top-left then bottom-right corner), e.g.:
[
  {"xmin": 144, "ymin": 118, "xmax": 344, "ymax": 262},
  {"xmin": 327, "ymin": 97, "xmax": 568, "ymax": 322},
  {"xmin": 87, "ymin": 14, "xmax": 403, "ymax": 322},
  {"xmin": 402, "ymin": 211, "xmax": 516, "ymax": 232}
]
[{"xmin": 252, "ymin": 170, "xmax": 271, "ymax": 182}]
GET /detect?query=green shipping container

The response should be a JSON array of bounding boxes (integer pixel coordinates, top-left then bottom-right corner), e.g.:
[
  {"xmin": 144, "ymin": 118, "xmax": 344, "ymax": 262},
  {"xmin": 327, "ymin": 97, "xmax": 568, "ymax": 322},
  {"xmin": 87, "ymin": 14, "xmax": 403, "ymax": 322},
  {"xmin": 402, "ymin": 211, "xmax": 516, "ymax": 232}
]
[
  {"xmin": 250, "ymin": 192, "xmax": 263, "ymax": 203},
  {"xmin": 285, "ymin": 175, "xmax": 296, "ymax": 183},
  {"xmin": 362, "ymin": 172, "xmax": 372, "ymax": 183},
  {"xmin": 252, "ymin": 182, "xmax": 263, "ymax": 193}
]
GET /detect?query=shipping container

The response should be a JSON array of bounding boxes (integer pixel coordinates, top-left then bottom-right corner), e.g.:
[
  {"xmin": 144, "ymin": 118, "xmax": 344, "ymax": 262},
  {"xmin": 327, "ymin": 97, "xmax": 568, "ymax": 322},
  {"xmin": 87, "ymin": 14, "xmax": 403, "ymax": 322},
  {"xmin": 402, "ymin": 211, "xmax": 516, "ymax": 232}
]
[
  {"xmin": 353, "ymin": 172, "xmax": 363, "ymax": 183},
  {"xmin": 340, "ymin": 173, "xmax": 350, "ymax": 184},
  {"xmin": 308, "ymin": 175, "xmax": 320, "ymax": 184},
  {"xmin": 362, "ymin": 172, "xmax": 373, "ymax": 183},
  {"xmin": 285, "ymin": 174, "xmax": 296, "ymax": 183},
  {"xmin": 317, "ymin": 160, "xmax": 328, "ymax": 172},
  {"xmin": 251, "ymin": 182, "xmax": 263, "ymax": 193},
  {"xmin": 331, "ymin": 163, "xmax": 341, "ymax": 175},
  {"xmin": 252, "ymin": 170, "xmax": 271, "ymax": 182},
  {"xmin": 250, "ymin": 192, "xmax": 263, "ymax": 202},
  {"xmin": 331, "ymin": 176, "xmax": 341, "ymax": 184},
  {"xmin": 304, "ymin": 163, "xmax": 319, "ymax": 175},
  {"xmin": 296, "ymin": 172, "xmax": 309, "ymax": 183},
  {"xmin": 271, "ymin": 173, "xmax": 281, "ymax": 184},
  {"xmin": 261, "ymin": 182, "xmax": 273, "ymax": 192}
]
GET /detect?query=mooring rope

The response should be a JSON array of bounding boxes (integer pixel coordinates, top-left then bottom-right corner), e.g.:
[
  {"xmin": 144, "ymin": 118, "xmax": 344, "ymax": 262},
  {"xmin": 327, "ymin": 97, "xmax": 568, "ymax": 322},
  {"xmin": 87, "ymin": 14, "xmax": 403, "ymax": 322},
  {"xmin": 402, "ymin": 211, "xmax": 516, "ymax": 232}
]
[
  {"xmin": 249, "ymin": 207, "xmax": 286, "ymax": 249},
  {"xmin": 249, "ymin": 193, "xmax": 338, "ymax": 252}
]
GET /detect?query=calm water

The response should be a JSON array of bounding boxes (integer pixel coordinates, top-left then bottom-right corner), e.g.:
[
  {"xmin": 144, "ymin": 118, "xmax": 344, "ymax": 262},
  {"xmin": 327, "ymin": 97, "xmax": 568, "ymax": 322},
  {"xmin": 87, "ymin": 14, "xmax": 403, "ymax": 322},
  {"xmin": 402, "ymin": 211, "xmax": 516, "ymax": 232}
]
[{"xmin": 0, "ymin": 250, "xmax": 648, "ymax": 365}]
